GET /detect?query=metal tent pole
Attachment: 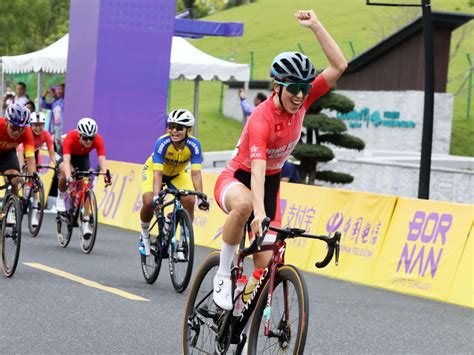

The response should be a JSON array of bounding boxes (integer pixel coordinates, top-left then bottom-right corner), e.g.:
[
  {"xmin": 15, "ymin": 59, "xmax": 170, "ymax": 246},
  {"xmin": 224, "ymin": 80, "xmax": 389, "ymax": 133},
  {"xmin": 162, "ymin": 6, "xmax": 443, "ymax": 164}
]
[{"xmin": 193, "ymin": 76, "xmax": 201, "ymax": 137}]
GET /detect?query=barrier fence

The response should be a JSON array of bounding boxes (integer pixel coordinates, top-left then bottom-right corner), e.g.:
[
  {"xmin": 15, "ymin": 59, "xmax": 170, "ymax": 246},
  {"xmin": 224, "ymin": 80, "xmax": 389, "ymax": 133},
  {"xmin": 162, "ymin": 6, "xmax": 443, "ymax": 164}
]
[{"xmin": 39, "ymin": 159, "xmax": 473, "ymax": 308}]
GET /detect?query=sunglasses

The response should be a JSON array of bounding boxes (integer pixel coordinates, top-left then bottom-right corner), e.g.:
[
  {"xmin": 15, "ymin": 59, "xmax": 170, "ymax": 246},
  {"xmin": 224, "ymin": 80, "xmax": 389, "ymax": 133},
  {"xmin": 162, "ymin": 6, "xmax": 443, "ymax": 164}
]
[
  {"xmin": 8, "ymin": 124, "xmax": 25, "ymax": 133},
  {"xmin": 275, "ymin": 80, "xmax": 312, "ymax": 96},
  {"xmin": 168, "ymin": 123, "xmax": 187, "ymax": 132},
  {"xmin": 80, "ymin": 135, "xmax": 95, "ymax": 142}
]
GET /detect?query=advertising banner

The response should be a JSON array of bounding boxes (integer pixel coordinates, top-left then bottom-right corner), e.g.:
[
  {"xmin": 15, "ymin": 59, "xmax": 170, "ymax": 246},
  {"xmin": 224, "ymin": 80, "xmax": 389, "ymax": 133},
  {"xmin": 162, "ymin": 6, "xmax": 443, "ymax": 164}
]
[
  {"xmin": 448, "ymin": 223, "xmax": 474, "ymax": 308},
  {"xmin": 298, "ymin": 187, "xmax": 397, "ymax": 284},
  {"xmin": 373, "ymin": 198, "xmax": 473, "ymax": 302},
  {"xmin": 95, "ymin": 160, "xmax": 143, "ymax": 233}
]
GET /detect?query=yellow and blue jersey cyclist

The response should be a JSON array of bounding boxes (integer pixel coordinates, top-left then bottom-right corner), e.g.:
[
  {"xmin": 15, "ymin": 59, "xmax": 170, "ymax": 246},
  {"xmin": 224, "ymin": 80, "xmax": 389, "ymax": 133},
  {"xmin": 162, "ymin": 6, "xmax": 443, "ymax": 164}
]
[{"xmin": 139, "ymin": 109, "xmax": 209, "ymax": 257}]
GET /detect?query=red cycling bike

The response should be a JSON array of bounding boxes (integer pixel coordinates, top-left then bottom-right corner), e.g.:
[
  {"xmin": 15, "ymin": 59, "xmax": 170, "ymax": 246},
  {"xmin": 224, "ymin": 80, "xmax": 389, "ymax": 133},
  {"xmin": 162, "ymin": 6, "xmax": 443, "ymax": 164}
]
[{"xmin": 56, "ymin": 169, "xmax": 111, "ymax": 254}]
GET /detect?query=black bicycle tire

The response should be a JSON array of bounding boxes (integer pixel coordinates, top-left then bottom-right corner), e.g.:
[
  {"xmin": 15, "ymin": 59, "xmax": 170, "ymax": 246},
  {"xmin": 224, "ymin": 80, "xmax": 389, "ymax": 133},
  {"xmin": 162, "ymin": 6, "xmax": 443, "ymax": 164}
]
[
  {"xmin": 141, "ymin": 229, "xmax": 163, "ymax": 284},
  {"xmin": 28, "ymin": 179, "xmax": 45, "ymax": 237},
  {"xmin": 247, "ymin": 265, "xmax": 309, "ymax": 355},
  {"xmin": 2, "ymin": 194, "xmax": 22, "ymax": 277},
  {"xmin": 80, "ymin": 189, "xmax": 98, "ymax": 254},
  {"xmin": 182, "ymin": 251, "xmax": 221, "ymax": 354},
  {"xmin": 169, "ymin": 208, "xmax": 194, "ymax": 293},
  {"xmin": 56, "ymin": 209, "xmax": 73, "ymax": 248}
]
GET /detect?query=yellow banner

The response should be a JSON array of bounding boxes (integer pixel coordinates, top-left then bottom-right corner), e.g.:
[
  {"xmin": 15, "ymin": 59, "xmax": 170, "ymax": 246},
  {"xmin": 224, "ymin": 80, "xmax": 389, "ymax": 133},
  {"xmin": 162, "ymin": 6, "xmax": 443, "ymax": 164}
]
[
  {"xmin": 293, "ymin": 186, "xmax": 397, "ymax": 283},
  {"xmin": 448, "ymin": 223, "xmax": 474, "ymax": 308},
  {"xmin": 39, "ymin": 150, "xmax": 55, "ymax": 198},
  {"xmin": 94, "ymin": 160, "xmax": 143, "ymax": 233},
  {"xmin": 373, "ymin": 198, "xmax": 473, "ymax": 302}
]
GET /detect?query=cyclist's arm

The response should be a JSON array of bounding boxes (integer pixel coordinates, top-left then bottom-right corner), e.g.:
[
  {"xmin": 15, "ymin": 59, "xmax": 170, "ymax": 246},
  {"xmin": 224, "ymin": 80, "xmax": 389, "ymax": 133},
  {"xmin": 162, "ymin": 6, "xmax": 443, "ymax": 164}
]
[
  {"xmin": 63, "ymin": 154, "xmax": 72, "ymax": 179},
  {"xmin": 308, "ymin": 13, "xmax": 347, "ymax": 87},
  {"xmin": 250, "ymin": 159, "xmax": 267, "ymax": 236},
  {"xmin": 48, "ymin": 150, "xmax": 56, "ymax": 167},
  {"xmin": 26, "ymin": 156, "xmax": 36, "ymax": 176},
  {"xmin": 98, "ymin": 155, "xmax": 107, "ymax": 174},
  {"xmin": 190, "ymin": 170, "xmax": 204, "ymax": 193},
  {"xmin": 17, "ymin": 144, "xmax": 25, "ymax": 168},
  {"xmin": 153, "ymin": 170, "xmax": 163, "ymax": 196}
]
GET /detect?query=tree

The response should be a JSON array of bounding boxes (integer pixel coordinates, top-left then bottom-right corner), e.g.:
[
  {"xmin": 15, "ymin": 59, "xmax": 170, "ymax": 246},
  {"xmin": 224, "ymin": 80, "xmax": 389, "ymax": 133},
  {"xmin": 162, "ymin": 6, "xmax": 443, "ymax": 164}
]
[
  {"xmin": 0, "ymin": 0, "xmax": 69, "ymax": 56},
  {"xmin": 292, "ymin": 89, "xmax": 365, "ymax": 185}
]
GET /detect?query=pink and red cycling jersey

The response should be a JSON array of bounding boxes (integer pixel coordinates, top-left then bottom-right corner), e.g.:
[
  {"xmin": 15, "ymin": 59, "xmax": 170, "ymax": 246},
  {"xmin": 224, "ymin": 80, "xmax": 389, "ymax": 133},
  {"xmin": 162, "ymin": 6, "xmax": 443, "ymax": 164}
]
[{"xmin": 229, "ymin": 74, "xmax": 331, "ymax": 175}]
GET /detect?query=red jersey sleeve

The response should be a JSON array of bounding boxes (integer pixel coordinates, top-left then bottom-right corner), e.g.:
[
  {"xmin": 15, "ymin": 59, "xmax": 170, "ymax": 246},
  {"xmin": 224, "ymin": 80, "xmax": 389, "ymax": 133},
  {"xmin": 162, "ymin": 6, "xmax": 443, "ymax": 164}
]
[
  {"xmin": 93, "ymin": 134, "xmax": 106, "ymax": 156},
  {"xmin": 303, "ymin": 74, "xmax": 331, "ymax": 110},
  {"xmin": 42, "ymin": 131, "xmax": 54, "ymax": 151},
  {"xmin": 247, "ymin": 109, "xmax": 272, "ymax": 161},
  {"xmin": 62, "ymin": 133, "xmax": 73, "ymax": 155},
  {"xmin": 21, "ymin": 128, "xmax": 35, "ymax": 158}
]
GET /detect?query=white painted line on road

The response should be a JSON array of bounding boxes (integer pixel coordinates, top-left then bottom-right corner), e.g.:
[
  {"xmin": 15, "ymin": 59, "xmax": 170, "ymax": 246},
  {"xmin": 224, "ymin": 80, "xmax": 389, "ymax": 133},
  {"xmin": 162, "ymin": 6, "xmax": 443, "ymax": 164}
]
[{"xmin": 23, "ymin": 262, "xmax": 150, "ymax": 302}]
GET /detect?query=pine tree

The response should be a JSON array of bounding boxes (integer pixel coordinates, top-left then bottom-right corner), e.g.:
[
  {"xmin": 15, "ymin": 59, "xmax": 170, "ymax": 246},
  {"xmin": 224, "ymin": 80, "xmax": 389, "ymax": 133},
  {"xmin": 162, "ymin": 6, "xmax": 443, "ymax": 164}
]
[{"xmin": 293, "ymin": 89, "xmax": 365, "ymax": 185}]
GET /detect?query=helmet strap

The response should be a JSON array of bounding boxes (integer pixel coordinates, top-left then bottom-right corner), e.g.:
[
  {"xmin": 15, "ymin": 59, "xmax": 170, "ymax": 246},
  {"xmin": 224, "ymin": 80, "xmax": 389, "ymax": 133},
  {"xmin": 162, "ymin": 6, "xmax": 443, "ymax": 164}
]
[{"xmin": 277, "ymin": 84, "xmax": 288, "ymax": 113}]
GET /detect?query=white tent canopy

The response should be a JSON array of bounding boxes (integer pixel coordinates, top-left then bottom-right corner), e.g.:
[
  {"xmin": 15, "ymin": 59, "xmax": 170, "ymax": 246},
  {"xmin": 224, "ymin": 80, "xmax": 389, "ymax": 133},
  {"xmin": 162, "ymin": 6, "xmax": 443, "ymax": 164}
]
[
  {"xmin": 1, "ymin": 34, "xmax": 69, "ymax": 74},
  {"xmin": 1, "ymin": 34, "xmax": 250, "ymax": 80},
  {"xmin": 170, "ymin": 36, "xmax": 249, "ymax": 81}
]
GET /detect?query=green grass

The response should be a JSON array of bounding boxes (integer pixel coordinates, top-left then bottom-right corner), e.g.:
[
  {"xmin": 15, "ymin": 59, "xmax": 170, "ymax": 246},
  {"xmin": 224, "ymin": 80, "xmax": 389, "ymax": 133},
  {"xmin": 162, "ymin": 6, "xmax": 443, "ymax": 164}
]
[{"xmin": 170, "ymin": 0, "xmax": 473, "ymax": 156}]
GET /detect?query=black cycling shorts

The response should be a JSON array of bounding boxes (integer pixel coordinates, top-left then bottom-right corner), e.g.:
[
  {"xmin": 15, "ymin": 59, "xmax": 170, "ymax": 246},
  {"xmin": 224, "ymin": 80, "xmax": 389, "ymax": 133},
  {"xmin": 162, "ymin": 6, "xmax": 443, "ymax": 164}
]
[{"xmin": 0, "ymin": 149, "xmax": 20, "ymax": 173}]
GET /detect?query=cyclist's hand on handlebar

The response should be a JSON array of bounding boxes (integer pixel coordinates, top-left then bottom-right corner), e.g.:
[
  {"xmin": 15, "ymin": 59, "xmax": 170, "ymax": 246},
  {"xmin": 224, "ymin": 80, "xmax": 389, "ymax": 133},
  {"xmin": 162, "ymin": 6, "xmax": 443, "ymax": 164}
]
[
  {"xmin": 197, "ymin": 193, "xmax": 209, "ymax": 211},
  {"xmin": 250, "ymin": 212, "xmax": 267, "ymax": 238},
  {"xmin": 152, "ymin": 195, "xmax": 163, "ymax": 210},
  {"xmin": 104, "ymin": 170, "xmax": 112, "ymax": 187}
]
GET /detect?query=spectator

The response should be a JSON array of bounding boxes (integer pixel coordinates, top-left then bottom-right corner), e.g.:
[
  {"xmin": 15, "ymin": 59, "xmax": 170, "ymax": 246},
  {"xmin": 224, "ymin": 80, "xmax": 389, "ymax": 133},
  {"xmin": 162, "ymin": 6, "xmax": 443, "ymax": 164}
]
[
  {"xmin": 41, "ymin": 83, "xmax": 65, "ymax": 152},
  {"xmin": 281, "ymin": 156, "xmax": 301, "ymax": 183},
  {"xmin": 2, "ymin": 82, "xmax": 29, "ymax": 111},
  {"xmin": 238, "ymin": 88, "xmax": 267, "ymax": 125},
  {"xmin": 25, "ymin": 101, "xmax": 36, "ymax": 113}
]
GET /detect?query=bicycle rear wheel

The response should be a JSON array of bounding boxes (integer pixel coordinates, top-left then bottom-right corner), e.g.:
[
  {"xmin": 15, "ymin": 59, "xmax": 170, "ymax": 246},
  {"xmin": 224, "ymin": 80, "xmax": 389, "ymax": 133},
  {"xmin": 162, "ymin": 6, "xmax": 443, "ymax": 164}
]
[
  {"xmin": 1, "ymin": 194, "xmax": 22, "ymax": 277},
  {"xmin": 183, "ymin": 251, "xmax": 228, "ymax": 354},
  {"xmin": 248, "ymin": 265, "xmax": 309, "ymax": 355},
  {"xmin": 28, "ymin": 179, "xmax": 45, "ymax": 237},
  {"xmin": 79, "ymin": 189, "xmax": 98, "ymax": 254},
  {"xmin": 141, "ymin": 234, "xmax": 163, "ymax": 284},
  {"xmin": 169, "ymin": 209, "xmax": 194, "ymax": 293}
]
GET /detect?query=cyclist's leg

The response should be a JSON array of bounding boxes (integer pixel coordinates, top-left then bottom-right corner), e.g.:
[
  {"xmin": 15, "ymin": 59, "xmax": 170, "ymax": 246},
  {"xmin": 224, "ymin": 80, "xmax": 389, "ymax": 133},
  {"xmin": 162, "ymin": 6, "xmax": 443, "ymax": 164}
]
[
  {"xmin": 167, "ymin": 171, "xmax": 195, "ymax": 220},
  {"xmin": 138, "ymin": 157, "xmax": 155, "ymax": 255},
  {"xmin": 213, "ymin": 167, "xmax": 253, "ymax": 310},
  {"xmin": 1, "ymin": 149, "xmax": 22, "ymax": 195}
]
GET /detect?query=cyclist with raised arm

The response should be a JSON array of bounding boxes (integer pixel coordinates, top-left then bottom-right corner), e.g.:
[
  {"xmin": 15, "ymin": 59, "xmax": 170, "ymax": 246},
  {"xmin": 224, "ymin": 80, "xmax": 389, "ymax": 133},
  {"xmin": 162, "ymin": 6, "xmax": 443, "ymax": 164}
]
[
  {"xmin": 138, "ymin": 109, "xmax": 209, "ymax": 257},
  {"xmin": 0, "ymin": 103, "xmax": 35, "ymax": 195},
  {"xmin": 56, "ymin": 118, "xmax": 111, "ymax": 238},
  {"xmin": 212, "ymin": 9, "xmax": 347, "ymax": 311}
]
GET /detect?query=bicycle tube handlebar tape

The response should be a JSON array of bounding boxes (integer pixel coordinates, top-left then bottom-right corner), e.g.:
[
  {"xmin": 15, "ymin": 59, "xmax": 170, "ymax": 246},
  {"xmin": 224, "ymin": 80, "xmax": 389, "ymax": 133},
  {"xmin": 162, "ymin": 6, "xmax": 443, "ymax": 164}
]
[{"xmin": 315, "ymin": 231, "xmax": 341, "ymax": 268}]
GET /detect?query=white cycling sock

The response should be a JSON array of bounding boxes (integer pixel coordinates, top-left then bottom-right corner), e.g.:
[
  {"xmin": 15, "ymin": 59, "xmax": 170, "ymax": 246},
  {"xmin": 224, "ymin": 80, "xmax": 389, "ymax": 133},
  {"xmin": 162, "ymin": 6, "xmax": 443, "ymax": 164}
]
[
  {"xmin": 141, "ymin": 221, "xmax": 150, "ymax": 238},
  {"xmin": 58, "ymin": 191, "xmax": 66, "ymax": 199},
  {"xmin": 217, "ymin": 240, "xmax": 238, "ymax": 277}
]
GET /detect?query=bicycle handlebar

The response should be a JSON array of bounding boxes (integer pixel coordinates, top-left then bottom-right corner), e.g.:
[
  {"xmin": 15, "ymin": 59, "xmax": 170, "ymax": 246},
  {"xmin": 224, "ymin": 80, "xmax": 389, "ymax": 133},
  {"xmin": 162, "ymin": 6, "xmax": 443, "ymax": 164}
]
[
  {"xmin": 248, "ymin": 217, "xmax": 340, "ymax": 268},
  {"xmin": 0, "ymin": 172, "xmax": 37, "ymax": 190},
  {"xmin": 154, "ymin": 188, "xmax": 208, "ymax": 208}
]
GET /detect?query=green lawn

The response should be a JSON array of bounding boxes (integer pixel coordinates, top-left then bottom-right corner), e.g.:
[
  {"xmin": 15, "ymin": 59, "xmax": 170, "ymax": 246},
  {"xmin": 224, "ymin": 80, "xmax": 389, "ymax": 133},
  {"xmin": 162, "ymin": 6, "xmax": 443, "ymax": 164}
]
[{"xmin": 170, "ymin": 0, "xmax": 473, "ymax": 156}]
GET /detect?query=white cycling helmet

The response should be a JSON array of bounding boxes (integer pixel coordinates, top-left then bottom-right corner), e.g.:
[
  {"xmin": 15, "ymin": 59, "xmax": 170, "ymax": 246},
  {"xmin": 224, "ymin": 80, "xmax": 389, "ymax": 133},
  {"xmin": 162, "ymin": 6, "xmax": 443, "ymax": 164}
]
[
  {"xmin": 77, "ymin": 117, "xmax": 98, "ymax": 137},
  {"xmin": 167, "ymin": 109, "xmax": 195, "ymax": 127},
  {"xmin": 30, "ymin": 112, "xmax": 46, "ymax": 124}
]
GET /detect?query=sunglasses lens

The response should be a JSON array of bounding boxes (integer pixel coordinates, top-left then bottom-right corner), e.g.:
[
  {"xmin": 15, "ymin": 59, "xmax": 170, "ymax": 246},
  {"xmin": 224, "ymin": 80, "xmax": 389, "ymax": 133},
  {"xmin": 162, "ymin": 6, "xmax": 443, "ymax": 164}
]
[
  {"xmin": 287, "ymin": 83, "xmax": 311, "ymax": 96},
  {"xmin": 81, "ymin": 136, "xmax": 94, "ymax": 141},
  {"xmin": 168, "ymin": 123, "xmax": 186, "ymax": 131}
]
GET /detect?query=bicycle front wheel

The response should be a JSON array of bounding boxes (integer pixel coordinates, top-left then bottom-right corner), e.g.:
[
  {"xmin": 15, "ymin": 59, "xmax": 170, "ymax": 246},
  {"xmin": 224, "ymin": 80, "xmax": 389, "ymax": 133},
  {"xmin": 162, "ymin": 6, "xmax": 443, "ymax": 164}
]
[
  {"xmin": 1, "ymin": 194, "xmax": 22, "ymax": 277},
  {"xmin": 169, "ymin": 209, "xmax": 194, "ymax": 293},
  {"xmin": 248, "ymin": 265, "xmax": 309, "ymax": 355},
  {"xmin": 79, "ymin": 189, "xmax": 98, "ymax": 254},
  {"xmin": 141, "ymin": 234, "xmax": 163, "ymax": 284},
  {"xmin": 28, "ymin": 179, "xmax": 45, "ymax": 237},
  {"xmin": 183, "ymin": 251, "xmax": 228, "ymax": 354}
]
